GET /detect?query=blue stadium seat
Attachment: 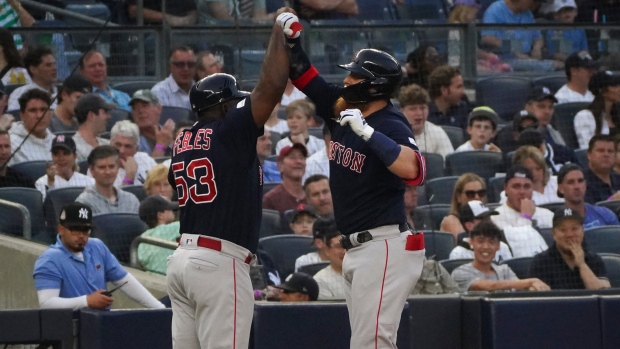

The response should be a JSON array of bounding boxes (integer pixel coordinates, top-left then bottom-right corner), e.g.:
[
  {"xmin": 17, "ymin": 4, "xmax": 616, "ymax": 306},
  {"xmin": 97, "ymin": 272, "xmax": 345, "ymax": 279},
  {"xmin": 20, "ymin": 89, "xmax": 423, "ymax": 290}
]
[
  {"xmin": 91, "ymin": 213, "xmax": 149, "ymax": 263},
  {"xmin": 357, "ymin": 0, "xmax": 396, "ymax": 20},
  {"xmin": 440, "ymin": 126, "xmax": 465, "ymax": 149},
  {"xmin": 263, "ymin": 182, "xmax": 279, "ymax": 195},
  {"xmin": 445, "ymin": 151, "xmax": 504, "ymax": 180},
  {"xmin": 551, "ymin": 102, "xmax": 589, "ymax": 149},
  {"xmin": 257, "ymin": 235, "xmax": 315, "ymax": 279},
  {"xmin": 160, "ymin": 106, "xmax": 193, "ymax": 125},
  {"xmin": 112, "ymin": 81, "xmax": 157, "ymax": 96},
  {"xmin": 121, "ymin": 185, "xmax": 147, "ymax": 202},
  {"xmin": 11, "ymin": 160, "xmax": 48, "ymax": 182},
  {"xmin": 43, "ymin": 186, "xmax": 86, "ymax": 230},
  {"xmin": 532, "ymin": 75, "xmax": 567, "ymax": 95},
  {"xmin": 440, "ymin": 258, "xmax": 472, "ymax": 274},
  {"xmin": 596, "ymin": 199, "xmax": 620, "ymax": 214},
  {"xmin": 394, "ymin": 0, "xmax": 448, "ymax": 21},
  {"xmin": 422, "ymin": 152, "xmax": 445, "ymax": 181},
  {"xmin": 487, "ymin": 176, "xmax": 506, "ymax": 203},
  {"xmin": 298, "ymin": 261, "xmax": 329, "ymax": 276},
  {"xmin": 260, "ymin": 209, "xmax": 282, "ymax": 238},
  {"xmin": 475, "ymin": 76, "xmax": 532, "ymax": 121},
  {"xmin": 539, "ymin": 202, "xmax": 565, "ymax": 212},
  {"xmin": 537, "ymin": 227, "xmax": 554, "ymax": 247},
  {"xmin": 414, "ymin": 204, "xmax": 451, "ymax": 231},
  {"xmin": 599, "ymin": 253, "xmax": 620, "ymax": 288},
  {"xmin": 0, "ymin": 187, "xmax": 48, "ymax": 241},
  {"xmin": 106, "ymin": 108, "xmax": 130, "ymax": 132},
  {"xmin": 584, "ymin": 225, "xmax": 620, "ymax": 255},
  {"xmin": 502, "ymin": 256, "xmax": 532, "ymax": 279},
  {"xmin": 423, "ymin": 231, "xmax": 456, "ymax": 260},
  {"xmin": 574, "ymin": 148, "xmax": 588, "ymax": 169},
  {"xmin": 425, "ymin": 176, "xmax": 458, "ymax": 205}
]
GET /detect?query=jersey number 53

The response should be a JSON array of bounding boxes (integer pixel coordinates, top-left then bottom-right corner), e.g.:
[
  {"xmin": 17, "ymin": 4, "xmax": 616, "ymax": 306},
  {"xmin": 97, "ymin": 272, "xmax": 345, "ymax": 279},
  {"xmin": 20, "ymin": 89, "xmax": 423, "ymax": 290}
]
[{"xmin": 171, "ymin": 158, "xmax": 218, "ymax": 206}]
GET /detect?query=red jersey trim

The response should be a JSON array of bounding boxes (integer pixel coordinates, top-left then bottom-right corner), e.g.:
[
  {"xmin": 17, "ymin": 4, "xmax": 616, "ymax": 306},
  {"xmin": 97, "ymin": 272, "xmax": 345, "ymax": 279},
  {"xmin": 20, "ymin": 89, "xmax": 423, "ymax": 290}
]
[{"xmin": 291, "ymin": 66, "xmax": 319, "ymax": 90}]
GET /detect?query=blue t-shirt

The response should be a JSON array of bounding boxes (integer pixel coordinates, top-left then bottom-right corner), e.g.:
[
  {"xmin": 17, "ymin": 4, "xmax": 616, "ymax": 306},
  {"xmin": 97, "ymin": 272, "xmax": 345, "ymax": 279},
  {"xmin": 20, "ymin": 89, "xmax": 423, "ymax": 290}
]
[
  {"xmin": 33, "ymin": 236, "xmax": 127, "ymax": 298},
  {"xmin": 299, "ymin": 75, "xmax": 422, "ymax": 235},
  {"xmin": 482, "ymin": 0, "xmax": 541, "ymax": 56},
  {"xmin": 545, "ymin": 29, "xmax": 588, "ymax": 57},
  {"xmin": 168, "ymin": 97, "xmax": 263, "ymax": 252},
  {"xmin": 262, "ymin": 160, "xmax": 282, "ymax": 183},
  {"xmin": 583, "ymin": 204, "xmax": 620, "ymax": 230},
  {"xmin": 94, "ymin": 86, "xmax": 132, "ymax": 112}
]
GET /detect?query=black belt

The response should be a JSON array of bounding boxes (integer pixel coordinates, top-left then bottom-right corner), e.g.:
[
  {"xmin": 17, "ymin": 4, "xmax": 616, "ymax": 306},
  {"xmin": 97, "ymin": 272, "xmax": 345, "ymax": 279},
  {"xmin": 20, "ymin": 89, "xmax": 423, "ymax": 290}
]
[{"xmin": 341, "ymin": 223, "xmax": 410, "ymax": 250}]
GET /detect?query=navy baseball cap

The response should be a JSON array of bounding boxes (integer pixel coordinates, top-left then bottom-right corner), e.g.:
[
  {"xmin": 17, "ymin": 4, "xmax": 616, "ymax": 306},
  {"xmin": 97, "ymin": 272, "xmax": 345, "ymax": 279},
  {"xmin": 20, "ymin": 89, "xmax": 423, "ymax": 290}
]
[
  {"xmin": 552, "ymin": 206, "xmax": 584, "ymax": 227},
  {"xmin": 528, "ymin": 86, "xmax": 558, "ymax": 103},
  {"xmin": 51, "ymin": 134, "xmax": 77, "ymax": 153},
  {"xmin": 59, "ymin": 202, "xmax": 93, "ymax": 229},
  {"xmin": 505, "ymin": 165, "xmax": 534, "ymax": 184},
  {"xmin": 565, "ymin": 51, "xmax": 599, "ymax": 71},
  {"xmin": 274, "ymin": 272, "xmax": 319, "ymax": 301},
  {"xmin": 312, "ymin": 217, "xmax": 340, "ymax": 241}
]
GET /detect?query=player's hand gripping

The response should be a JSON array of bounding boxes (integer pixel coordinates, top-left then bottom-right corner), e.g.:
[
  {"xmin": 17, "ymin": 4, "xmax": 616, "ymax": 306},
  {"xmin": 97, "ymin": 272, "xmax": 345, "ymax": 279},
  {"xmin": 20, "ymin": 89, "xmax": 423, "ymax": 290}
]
[
  {"xmin": 339, "ymin": 109, "xmax": 374, "ymax": 141},
  {"xmin": 276, "ymin": 12, "xmax": 302, "ymax": 39}
]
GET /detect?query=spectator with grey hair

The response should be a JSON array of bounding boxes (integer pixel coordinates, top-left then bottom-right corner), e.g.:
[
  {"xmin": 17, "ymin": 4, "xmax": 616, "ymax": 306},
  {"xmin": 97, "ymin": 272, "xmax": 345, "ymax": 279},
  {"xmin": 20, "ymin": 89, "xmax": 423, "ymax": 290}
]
[
  {"xmin": 151, "ymin": 46, "xmax": 196, "ymax": 109},
  {"xmin": 195, "ymin": 50, "xmax": 223, "ymax": 80},
  {"xmin": 109, "ymin": 120, "xmax": 156, "ymax": 187},
  {"xmin": 72, "ymin": 93, "xmax": 114, "ymax": 162},
  {"xmin": 76, "ymin": 145, "xmax": 140, "ymax": 215}
]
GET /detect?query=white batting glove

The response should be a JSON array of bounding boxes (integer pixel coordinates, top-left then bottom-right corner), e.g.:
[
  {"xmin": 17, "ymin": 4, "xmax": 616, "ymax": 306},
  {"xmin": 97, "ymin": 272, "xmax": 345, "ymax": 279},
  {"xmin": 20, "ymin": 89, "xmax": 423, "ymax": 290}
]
[
  {"xmin": 339, "ymin": 109, "xmax": 374, "ymax": 141},
  {"xmin": 276, "ymin": 13, "xmax": 302, "ymax": 39}
]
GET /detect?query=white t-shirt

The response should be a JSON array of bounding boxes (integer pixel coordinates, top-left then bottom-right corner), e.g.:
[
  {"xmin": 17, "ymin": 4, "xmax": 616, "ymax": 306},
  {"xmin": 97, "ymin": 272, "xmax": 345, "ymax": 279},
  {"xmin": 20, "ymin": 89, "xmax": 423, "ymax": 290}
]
[
  {"xmin": 555, "ymin": 84, "xmax": 594, "ymax": 104},
  {"xmin": 314, "ymin": 265, "xmax": 346, "ymax": 300},
  {"xmin": 414, "ymin": 121, "xmax": 454, "ymax": 160},
  {"xmin": 455, "ymin": 141, "xmax": 491, "ymax": 152},
  {"xmin": 275, "ymin": 135, "xmax": 325, "ymax": 157},
  {"xmin": 574, "ymin": 109, "xmax": 609, "ymax": 150},
  {"xmin": 265, "ymin": 119, "xmax": 289, "ymax": 135}
]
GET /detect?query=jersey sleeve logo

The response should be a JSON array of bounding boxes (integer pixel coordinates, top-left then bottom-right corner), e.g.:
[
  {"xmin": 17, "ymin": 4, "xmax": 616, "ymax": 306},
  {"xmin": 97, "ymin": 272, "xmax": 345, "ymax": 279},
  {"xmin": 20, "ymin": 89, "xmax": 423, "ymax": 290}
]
[{"xmin": 408, "ymin": 137, "xmax": 417, "ymax": 146}]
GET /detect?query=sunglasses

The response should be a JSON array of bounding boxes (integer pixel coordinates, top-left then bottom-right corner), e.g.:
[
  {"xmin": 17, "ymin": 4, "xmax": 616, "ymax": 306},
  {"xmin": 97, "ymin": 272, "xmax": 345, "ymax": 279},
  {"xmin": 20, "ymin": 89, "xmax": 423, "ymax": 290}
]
[
  {"xmin": 171, "ymin": 61, "xmax": 196, "ymax": 69},
  {"xmin": 464, "ymin": 189, "xmax": 486, "ymax": 199}
]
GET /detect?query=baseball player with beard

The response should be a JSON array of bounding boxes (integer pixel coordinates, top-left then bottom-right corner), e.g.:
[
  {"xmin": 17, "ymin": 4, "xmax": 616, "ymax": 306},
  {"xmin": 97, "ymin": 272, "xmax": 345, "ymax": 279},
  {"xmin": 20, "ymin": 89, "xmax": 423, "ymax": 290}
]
[
  {"xmin": 277, "ymin": 14, "xmax": 427, "ymax": 349},
  {"xmin": 165, "ymin": 9, "xmax": 292, "ymax": 349}
]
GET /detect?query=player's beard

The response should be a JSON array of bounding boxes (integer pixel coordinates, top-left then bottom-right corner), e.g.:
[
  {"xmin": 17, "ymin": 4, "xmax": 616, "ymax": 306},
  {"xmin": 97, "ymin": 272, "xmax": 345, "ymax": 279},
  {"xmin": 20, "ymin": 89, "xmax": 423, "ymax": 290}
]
[{"xmin": 333, "ymin": 97, "xmax": 370, "ymax": 119}]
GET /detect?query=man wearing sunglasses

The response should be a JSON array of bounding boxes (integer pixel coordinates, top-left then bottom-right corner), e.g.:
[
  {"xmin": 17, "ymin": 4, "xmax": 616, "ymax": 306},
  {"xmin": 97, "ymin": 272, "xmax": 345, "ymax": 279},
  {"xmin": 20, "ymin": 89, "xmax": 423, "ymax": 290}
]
[
  {"xmin": 33, "ymin": 202, "xmax": 165, "ymax": 310},
  {"xmin": 151, "ymin": 45, "xmax": 196, "ymax": 110}
]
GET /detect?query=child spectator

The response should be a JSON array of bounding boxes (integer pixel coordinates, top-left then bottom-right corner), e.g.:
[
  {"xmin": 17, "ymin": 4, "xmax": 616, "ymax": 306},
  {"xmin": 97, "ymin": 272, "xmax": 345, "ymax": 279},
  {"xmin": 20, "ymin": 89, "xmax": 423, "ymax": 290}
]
[
  {"xmin": 455, "ymin": 106, "xmax": 501, "ymax": 152},
  {"xmin": 545, "ymin": 0, "xmax": 588, "ymax": 61},
  {"xmin": 275, "ymin": 99, "xmax": 325, "ymax": 156},
  {"xmin": 288, "ymin": 203, "xmax": 317, "ymax": 236}
]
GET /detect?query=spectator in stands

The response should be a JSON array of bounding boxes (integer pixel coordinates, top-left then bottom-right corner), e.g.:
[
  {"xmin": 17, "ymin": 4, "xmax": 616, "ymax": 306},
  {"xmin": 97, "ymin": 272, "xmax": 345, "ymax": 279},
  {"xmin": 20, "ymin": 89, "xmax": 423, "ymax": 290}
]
[
  {"xmin": 518, "ymin": 128, "xmax": 576, "ymax": 176},
  {"xmin": 129, "ymin": 89, "xmax": 175, "ymax": 157},
  {"xmin": 555, "ymin": 51, "xmax": 597, "ymax": 104},
  {"xmin": 288, "ymin": 203, "xmax": 317, "ymax": 236},
  {"xmin": 33, "ymin": 202, "xmax": 165, "ymax": 310},
  {"xmin": 295, "ymin": 217, "xmax": 332, "ymax": 271},
  {"xmin": 584, "ymin": 134, "xmax": 620, "ymax": 204},
  {"xmin": 481, "ymin": 0, "xmax": 563, "ymax": 72},
  {"xmin": 151, "ymin": 46, "xmax": 195, "ymax": 110},
  {"xmin": 273, "ymin": 272, "xmax": 319, "ymax": 302},
  {"xmin": 0, "ymin": 128, "xmax": 34, "ymax": 187},
  {"xmin": 313, "ymin": 218, "xmax": 345, "ymax": 300},
  {"xmin": 109, "ymin": 120, "xmax": 157, "ymax": 188},
  {"xmin": 529, "ymin": 207, "xmax": 610, "ymax": 289},
  {"xmin": 427, "ymin": 66, "xmax": 471, "ymax": 130},
  {"xmin": 9, "ymin": 88, "xmax": 54, "ymax": 165},
  {"xmin": 76, "ymin": 145, "xmax": 140, "ymax": 215},
  {"xmin": 544, "ymin": 0, "xmax": 587, "ymax": 62},
  {"xmin": 143, "ymin": 164, "xmax": 174, "ymax": 201},
  {"xmin": 448, "ymin": 201, "xmax": 513, "ymax": 263},
  {"xmin": 72, "ymin": 93, "xmax": 113, "ymax": 162},
  {"xmin": 137, "ymin": 195, "xmax": 180, "ymax": 275},
  {"xmin": 264, "ymin": 103, "xmax": 288, "ymax": 134},
  {"xmin": 35, "ymin": 135, "xmax": 93, "ymax": 201},
  {"xmin": 402, "ymin": 44, "xmax": 442, "ymax": 88},
  {"xmin": 0, "ymin": 0, "xmax": 34, "ymax": 51},
  {"xmin": 455, "ymin": 106, "xmax": 501, "ymax": 152},
  {"xmin": 404, "ymin": 184, "xmax": 418, "ymax": 228},
  {"xmin": 0, "ymin": 28, "xmax": 30, "ymax": 85},
  {"xmin": 197, "ymin": 0, "xmax": 276, "ymax": 22},
  {"xmin": 257, "ymin": 129, "xmax": 281, "ymax": 183},
  {"xmin": 263, "ymin": 143, "xmax": 307, "ymax": 215},
  {"xmin": 574, "ymin": 71, "xmax": 620, "ymax": 149},
  {"xmin": 281, "ymin": 79, "xmax": 306, "ymax": 107},
  {"xmin": 126, "ymin": 0, "xmax": 197, "ymax": 25},
  {"xmin": 525, "ymin": 86, "xmax": 566, "ymax": 146},
  {"xmin": 500, "ymin": 145, "xmax": 563, "ymax": 205},
  {"xmin": 195, "ymin": 50, "xmax": 223, "ymax": 80},
  {"xmin": 494, "ymin": 109, "xmax": 539, "ymax": 154},
  {"xmin": 398, "ymin": 83, "xmax": 454, "ymax": 160},
  {"xmin": 451, "ymin": 219, "xmax": 550, "ymax": 292},
  {"xmin": 291, "ymin": 0, "xmax": 358, "ymax": 20},
  {"xmin": 557, "ymin": 163, "xmax": 619, "ymax": 228},
  {"xmin": 49, "ymin": 74, "xmax": 92, "ymax": 133},
  {"xmin": 304, "ymin": 126, "xmax": 330, "ymax": 180},
  {"xmin": 79, "ymin": 50, "xmax": 131, "ymax": 112},
  {"xmin": 8, "ymin": 46, "xmax": 57, "ymax": 110},
  {"xmin": 491, "ymin": 165, "xmax": 552, "ymax": 257},
  {"xmin": 303, "ymin": 174, "xmax": 333, "ymax": 218},
  {"xmin": 440, "ymin": 173, "xmax": 488, "ymax": 239},
  {"xmin": 275, "ymin": 99, "xmax": 324, "ymax": 156}
]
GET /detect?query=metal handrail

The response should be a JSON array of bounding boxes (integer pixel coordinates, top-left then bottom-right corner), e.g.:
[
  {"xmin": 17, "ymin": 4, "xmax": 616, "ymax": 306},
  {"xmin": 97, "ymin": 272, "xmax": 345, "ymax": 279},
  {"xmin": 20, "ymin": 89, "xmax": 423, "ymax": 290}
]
[
  {"xmin": 21, "ymin": 0, "xmax": 119, "ymax": 27},
  {"xmin": 0, "ymin": 198, "xmax": 31, "ymax": 239},
  {"xmin": 129, "ymin": 235, "xmax": 177, "ymax": 269}
]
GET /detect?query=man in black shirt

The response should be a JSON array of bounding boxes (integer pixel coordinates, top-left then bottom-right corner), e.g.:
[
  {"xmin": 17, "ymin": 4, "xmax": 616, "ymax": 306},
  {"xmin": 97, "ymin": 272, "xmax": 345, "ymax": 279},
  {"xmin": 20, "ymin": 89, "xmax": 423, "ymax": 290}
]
[
  {"xmin": 0, "ymin": 128, "xmax": 34, "ymax": 188},
  {"xmin": 583, "ymin": 134, "xmax": 620, "ymax": 204},
  {"xmin": 529, "ymin": 206, "xmax": 610, "ymax": 290},
  {"xmin": 427, "ymin": 65, "xmax": 472, "ymax": 130}
]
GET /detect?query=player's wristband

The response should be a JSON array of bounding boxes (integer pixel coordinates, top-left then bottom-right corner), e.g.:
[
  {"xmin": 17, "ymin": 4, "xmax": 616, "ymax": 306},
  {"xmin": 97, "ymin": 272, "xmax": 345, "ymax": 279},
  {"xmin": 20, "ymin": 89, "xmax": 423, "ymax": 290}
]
[
  {"xmin": 287, "ymin": 37, "xmax": 316, "ymax": 89},
  {"xmin": 123, "ymin": 177, "xmax": 134, "ymax": 185},
  {"xmin": 366, "ymin": 131, "xmax": 401, "ymax": 167},
  {"xmin": 520, "ymin": 213, "xmax": 532, "ymax": 220},
  {"xmin": 154, "ymin": 143, "xmax": 166, "ymax": 151}
]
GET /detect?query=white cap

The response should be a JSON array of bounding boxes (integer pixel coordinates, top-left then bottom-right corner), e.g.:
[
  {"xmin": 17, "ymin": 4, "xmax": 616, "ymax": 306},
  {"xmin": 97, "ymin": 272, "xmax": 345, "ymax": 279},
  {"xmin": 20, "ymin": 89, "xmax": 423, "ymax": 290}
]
[{"xmin": 552, "ymin": 0, "xmax": 577, "ymax": 12}]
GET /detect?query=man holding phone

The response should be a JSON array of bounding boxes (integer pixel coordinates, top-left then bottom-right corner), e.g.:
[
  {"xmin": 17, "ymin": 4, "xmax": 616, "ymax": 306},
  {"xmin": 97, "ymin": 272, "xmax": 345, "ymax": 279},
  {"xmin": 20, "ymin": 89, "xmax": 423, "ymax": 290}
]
[{"xmin": 33, "ymin": 202, "xmax": 165, "ymax": 310}]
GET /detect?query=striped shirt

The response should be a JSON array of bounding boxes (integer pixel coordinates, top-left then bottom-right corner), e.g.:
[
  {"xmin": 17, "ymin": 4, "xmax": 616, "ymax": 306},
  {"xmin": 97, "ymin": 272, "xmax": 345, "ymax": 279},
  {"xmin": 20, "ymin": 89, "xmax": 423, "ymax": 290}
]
[
  {"xmin": 35, "ymin": 172, "xmax": 94, "ymax": 201},
  {"xmin": 8, "ymin": 121, "xmax": 54, "ymax": 165},
  {"xmin": 72, "ymin": 133, "xmax": 110, "ymax": 162},
  {"xmin": 75, "ymin": 185, "xmax": 140, "ymax": 215},
  {"xmin": 0, "ymin": 0, "xmax": 22, "ymax": 49},
  {"xmin": 151, "ymin": 75, "xmax": 192, "ymax": 110}
]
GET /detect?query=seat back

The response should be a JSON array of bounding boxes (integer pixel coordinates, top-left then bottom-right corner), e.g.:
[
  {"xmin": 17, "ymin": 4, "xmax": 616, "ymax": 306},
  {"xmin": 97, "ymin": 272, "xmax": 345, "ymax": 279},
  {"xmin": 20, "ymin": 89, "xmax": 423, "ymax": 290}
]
[
  {"xmin": 421, "ymin": 152, "xmax": 445, "ymax": 181},
  {"xmin": 539, "ymin": 202, "xmax": 565, "ymax": 212},
  {"xmin": 257, "ymin": 235, "xmax": 315, "ymax": 279},
  {"xmin": 43, "ymin": 187, "xmax": 85, "ymax": 229},
  {"xmin": 531, "ymin": 75, "xmax": 567, "ymax": 94},
  {"xmin": 0, "ymin": 187, "xmax": 47, "ymax": 241},
  {"xmin": 551, "ymin": 102, "xmax": 589, "ymax": 149},
  {"xmin": 425, "ymin": 176, "xmax": 458, "ymax": 205},
  {"xmin": 91, "ymin": 213, "xmax": 149, "ymax": 263},
  {"xmin": 263, "ymin": 182, "xmax": 279, "ymax": 195},
  {"xmin": 584, "ymin": 225, "xmax": 620, "ymax": 254},
  {"xmin": 475, "ymin": 76, "xmax": 532, "ymax": 121},
  {"xmin": 596, "ymin": 200, "xmax": 620, "ymax": 214},
  {"xmin": 445, "ymin": 151, "xmax": 504, "ymax": 180},
  {"xmin": 11, "ymin": 161, "xmax": 48, "ymax": 182},
  {"xmin": 121, "ymin": 185, "xmax": 147, "ymax": 202},
  {"xmin": 106, "ymin": 108, "xmax": 130, "ymax": 132},
  {"xmin": 502, "ymin": 256, "xmax": 533, "ymax": 279},
  {"xmin": 260, "ymin": 209, "xmax": 283, "ymax": 238},
  {"xmin": 487, "ymin": 176, "xmax": 506, "ymax": 203},
  {"xmin": 357, "ymin": 0, "xmax": 396, "ymax": 20},
  {"xmin": 574, "ymin": 149, "xmax": 588, "ymax": 169},
  {"xmin": 599, "ymin": 253, "xmax": 620, "ymax": 288},
  {"xmin": 160, "ymin": 106, "xmax": 194, "ymax": 125},
  {"xmin": 298, "ymin": 262, "xmax": 330, "ymax": 276},
  {"xmin": 439, "ymin": 126, "xmax": 465, "ymax": 150},
  {"xmin": 422, "ymin": 231, "xmax": 456, "ymax": 260},
  {"xmin": 112, "ymin": 81, "xmax": 157, "ymax": 95},
  {"xmin": 440, "ymin": 258, "xmax": 472, "ymax": 274},
  {"xmin": 537, "ymin": 227, "xmax": 554, "ymax": 247},
  {"xmin": 394, "ymin": 0, "xmax": 447, "ymax": 21},
  {"xmin": 414, "ymin": 204, "xmax": 451, "ymax": 231}
]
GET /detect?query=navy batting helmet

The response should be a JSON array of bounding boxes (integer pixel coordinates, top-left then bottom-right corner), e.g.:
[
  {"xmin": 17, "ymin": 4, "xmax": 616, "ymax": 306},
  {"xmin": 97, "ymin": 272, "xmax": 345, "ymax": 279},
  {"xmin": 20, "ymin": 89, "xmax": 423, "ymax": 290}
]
[
  {"xmin": 338, "ymin": 49, "xmax": 403, "ymax": 104},
  {"xmin": 190, "ymin": 73, "xmax": 250, "ymax": 113}
]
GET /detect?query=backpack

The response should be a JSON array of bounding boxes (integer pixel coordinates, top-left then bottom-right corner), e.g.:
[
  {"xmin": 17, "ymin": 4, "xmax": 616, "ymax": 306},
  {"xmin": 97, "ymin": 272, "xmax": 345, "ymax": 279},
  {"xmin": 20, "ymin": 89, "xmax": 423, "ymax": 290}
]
[{"xmin": 411, "ymin": 258, "xmax": 460, "ymax": 295}]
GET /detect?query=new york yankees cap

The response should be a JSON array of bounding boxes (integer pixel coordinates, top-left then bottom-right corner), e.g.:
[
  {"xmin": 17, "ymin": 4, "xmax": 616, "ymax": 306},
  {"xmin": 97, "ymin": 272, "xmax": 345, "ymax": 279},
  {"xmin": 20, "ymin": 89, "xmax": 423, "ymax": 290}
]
[
  {"xmin": 459, "ymin": 200, "xmax": 499, "ymax": 224},
  {"xmin": 274, "ymin": 272, "xmax": 319, "ymax": 301},
  {"xmin": 552, "ymin": 206, "xmax": 584, "ymax": 227},
  {"xmin": 59, "ymin": 202, "xmax": 93, "ymax": 229},
  {"xmin": 51, "ymin": 134, "xmax": 77, "ymax": 153},
  {"xmin": 528, "ymin": 86, "xmax": 558, "ymax": 103},
  {"xmin": 505, "ymin": 165, "xmax": 534, "ymax": 184}
]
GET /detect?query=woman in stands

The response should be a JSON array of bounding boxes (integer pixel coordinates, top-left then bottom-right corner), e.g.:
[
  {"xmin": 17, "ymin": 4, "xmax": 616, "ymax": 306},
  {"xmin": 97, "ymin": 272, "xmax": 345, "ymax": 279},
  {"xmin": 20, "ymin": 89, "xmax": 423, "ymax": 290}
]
[
  {"xmin": 143, "ymin": 164, "xmax": 174, "ymax": 201},
  {"xmin": 574, "ymin": 71, "xmax": 620, "ymax": 149},
  {"xmin": 440, "ymin": 173, "xmax": 487, "ymax": 240},
  {"xmin": 0, "ymin": 28, "xmax": 31, "ymax": 85},
  {"xmin": 500, "ymin": 145, "xmax": 562, "ymax": 205}
]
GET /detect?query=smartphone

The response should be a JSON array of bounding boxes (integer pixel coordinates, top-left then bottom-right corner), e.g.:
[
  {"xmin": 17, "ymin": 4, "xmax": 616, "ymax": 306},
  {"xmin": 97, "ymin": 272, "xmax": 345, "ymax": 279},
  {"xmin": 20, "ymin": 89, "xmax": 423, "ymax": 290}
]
[{"xmin": 102, "ymin": 281, "xmax": 128, "ymax": 297}]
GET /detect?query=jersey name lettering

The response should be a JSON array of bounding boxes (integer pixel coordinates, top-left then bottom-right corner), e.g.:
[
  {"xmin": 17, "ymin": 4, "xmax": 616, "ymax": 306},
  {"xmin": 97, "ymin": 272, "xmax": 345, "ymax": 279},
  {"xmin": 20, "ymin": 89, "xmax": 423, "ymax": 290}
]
[
  {"xmin": 173, "ymin": 129, "xmax": 213, "ymax": 156},
  {"xmin": 329, "ymin": 140, "xmax": 366, "ymax": 173}
]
